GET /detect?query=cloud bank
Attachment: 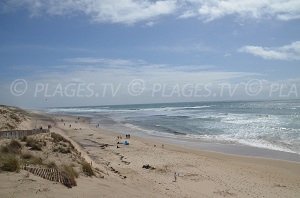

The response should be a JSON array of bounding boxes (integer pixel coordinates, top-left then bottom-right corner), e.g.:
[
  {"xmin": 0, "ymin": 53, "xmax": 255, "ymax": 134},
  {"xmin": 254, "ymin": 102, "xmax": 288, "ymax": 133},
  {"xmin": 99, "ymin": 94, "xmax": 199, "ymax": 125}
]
[
  {"xmin": 0, "ymin": 57, "xmax": 259, "ymax": 106},
  {"xmin": 1, "ymin": 0, "xmax": 177, "ymax": 24},
  {"xmin": 180, "ymin": 0, "xmax": 300, "ymax": 22},
  {"xmin": 2, "ymin": 0, "xmax": 300, "ymax": 24},
  {"xmin": 239, "ymin": 41, "xmax": 300, "ymax": 61}
]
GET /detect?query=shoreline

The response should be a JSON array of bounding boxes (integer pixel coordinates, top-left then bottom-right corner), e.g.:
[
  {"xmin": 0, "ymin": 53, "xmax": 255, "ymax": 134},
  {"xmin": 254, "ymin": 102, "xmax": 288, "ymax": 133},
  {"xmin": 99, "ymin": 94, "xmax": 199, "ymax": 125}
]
[
  {"xmin": 48, "ymin": 111, "xmax": 300, "ymax": 163},
  {"xmin": 129, "ymin": 133, "xmax": 300, "ymax": 163},
  {"xmin": 89, "ymin": 122, "xmax": 300, "ymax": 166}
]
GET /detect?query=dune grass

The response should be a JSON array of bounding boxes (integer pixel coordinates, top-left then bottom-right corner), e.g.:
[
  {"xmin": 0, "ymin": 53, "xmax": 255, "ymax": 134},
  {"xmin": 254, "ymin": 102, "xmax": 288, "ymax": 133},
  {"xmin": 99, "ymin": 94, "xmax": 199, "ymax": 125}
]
[
  {"xmin": 82, "ymin": 161, "xmax": 94, "ymax": 176},
  {"xmin": 1, "ymin": 139, "xmax": 22, "ymax": 154},
  {"xmin": 0, "ymin": 155, "xmax": 20, "ymax": 172},
  {"xmin": 61, "ymin": 164, "xmax": 78, "ymax": 186},
  {"xmin": 25, "ymin": 138, "xmax": 42, "ymax": 151},
  {"xmin": 46, "ymin": 161, "xmax": 57, "ymax": 168}
]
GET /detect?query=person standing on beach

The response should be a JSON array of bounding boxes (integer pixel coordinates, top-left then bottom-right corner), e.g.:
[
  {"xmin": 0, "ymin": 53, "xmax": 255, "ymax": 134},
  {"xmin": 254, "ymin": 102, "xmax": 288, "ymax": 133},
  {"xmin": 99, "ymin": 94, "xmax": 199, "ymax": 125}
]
[{"xmin": 174, "ymin": 172, "xmax": 177, "ymax": 182}]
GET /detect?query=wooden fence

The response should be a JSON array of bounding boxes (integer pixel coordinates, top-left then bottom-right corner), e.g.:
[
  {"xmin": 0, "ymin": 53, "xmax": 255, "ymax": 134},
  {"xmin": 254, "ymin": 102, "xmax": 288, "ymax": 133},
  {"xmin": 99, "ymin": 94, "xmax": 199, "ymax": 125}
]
[
  {"xmin": 0, "ymin": 129, "xmax": 49, "ymax": 139},
  {"xmin": 24, "ymin": 166, "xmax": 76, "ymax": 188}
]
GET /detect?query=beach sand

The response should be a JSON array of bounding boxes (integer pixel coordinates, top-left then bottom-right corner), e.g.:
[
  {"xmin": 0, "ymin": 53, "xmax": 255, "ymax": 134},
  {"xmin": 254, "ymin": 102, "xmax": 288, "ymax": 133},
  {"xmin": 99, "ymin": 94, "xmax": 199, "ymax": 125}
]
[{"xmin": 0, "ymin": 107, "xmax": 300, "ymax": 197}]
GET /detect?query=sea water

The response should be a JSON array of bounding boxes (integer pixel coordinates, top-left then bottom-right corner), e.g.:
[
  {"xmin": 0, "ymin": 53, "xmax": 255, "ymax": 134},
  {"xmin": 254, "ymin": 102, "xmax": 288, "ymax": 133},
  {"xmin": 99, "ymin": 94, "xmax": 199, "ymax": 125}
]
[{"xmin": 48, "ymin": 100, "xmax": 300, "ymax": 156}]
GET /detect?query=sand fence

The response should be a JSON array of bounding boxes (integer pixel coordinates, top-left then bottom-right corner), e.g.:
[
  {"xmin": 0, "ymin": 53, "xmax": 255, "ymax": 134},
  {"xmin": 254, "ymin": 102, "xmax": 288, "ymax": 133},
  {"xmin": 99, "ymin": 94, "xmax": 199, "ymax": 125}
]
[{"xmin": 0, "ymin": 129, "xmax": 49, "ymax": 139}]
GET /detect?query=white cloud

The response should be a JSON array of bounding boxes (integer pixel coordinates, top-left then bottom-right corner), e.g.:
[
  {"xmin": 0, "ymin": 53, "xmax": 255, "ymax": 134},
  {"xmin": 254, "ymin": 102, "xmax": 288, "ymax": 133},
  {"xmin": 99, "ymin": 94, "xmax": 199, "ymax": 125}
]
[
  {"xmin": 239, "ymin": 41, "xmax": 300, "ymax": 60},
  {"xmin": 65, "ymin": 57, "xmax": 146, "ymax": 66},
  {"xmin": 179, "ymin": 0, "xmax": 300, "ymax": 22},
  {"xmin": 13, "ymin": 57, "xmax": 258, "ymax": 86},
  {"xmin": 2, "ymin": 0, "xmax": 300, "ymax": 24},
  {"xmin": 149, "ymin": 43, "xmax": 214, "ymax": 53},
  {"xmin": 2, "ymin": 0, "xmax": 177, "ymax": 24},
  {"xmin": 0, "ymin": 56, "xmax": 263, "ymax": 107}
]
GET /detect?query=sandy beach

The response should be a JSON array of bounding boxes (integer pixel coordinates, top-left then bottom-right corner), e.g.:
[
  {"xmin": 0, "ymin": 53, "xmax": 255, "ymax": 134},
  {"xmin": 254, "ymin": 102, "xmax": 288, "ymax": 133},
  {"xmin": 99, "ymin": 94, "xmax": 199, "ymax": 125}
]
[{"xmin": 1, "ymin": 106, "xmax": 300, "ymax": 198}]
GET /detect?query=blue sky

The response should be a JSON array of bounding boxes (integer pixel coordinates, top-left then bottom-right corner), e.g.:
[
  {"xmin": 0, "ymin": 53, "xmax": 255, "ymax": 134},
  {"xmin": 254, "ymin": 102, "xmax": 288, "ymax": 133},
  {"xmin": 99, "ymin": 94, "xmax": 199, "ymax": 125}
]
[{"xmin": 0, "ymin": 0, "xmax": 300, "ymax": 108}]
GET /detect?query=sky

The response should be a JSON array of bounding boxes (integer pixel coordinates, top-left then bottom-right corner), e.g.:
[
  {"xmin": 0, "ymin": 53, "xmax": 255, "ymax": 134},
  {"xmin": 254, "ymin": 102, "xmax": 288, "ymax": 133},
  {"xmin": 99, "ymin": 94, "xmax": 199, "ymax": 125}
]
[{"xmin": 0, "ymin": 0, "xmax": 300, "ymax": 108}]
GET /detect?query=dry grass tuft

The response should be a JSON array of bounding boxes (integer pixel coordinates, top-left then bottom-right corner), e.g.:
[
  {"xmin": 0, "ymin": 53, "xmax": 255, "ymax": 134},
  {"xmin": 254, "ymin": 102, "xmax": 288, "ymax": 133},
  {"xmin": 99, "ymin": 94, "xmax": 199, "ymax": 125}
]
[
  {"xmin": 82, "ymin": 161, "xmax": 94, "ymax": 176},
  {"xmin": 0, "ymin": 140, "xmax": 22, "ymax": 154},
  {"xmin": 0, "ymin": 155, "xmax": 20, "ymax": 172},
  {"xmin": 62, "ymin": 164, "xmax": 78, "ymax": 186},
  {"xmin": 46, "ymin": 161, "xmax": 57, "ymax": 168},
  {"xmin": 25, "ymin": 138, "xmax": 42, "ymax": 151}
]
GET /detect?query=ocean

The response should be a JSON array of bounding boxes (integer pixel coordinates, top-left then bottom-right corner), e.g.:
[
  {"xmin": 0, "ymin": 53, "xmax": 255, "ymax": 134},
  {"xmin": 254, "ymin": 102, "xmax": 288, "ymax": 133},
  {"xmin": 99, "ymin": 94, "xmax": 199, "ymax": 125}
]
[{"xmin": 48, "ymin": 100, "xmax": 300, "ymax": 156}]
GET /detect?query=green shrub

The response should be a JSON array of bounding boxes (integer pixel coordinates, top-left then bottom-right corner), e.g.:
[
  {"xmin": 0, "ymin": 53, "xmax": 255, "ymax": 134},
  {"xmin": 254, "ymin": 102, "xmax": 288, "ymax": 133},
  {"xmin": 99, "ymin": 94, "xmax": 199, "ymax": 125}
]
[
  {"xmin": 63, "ymin": 164, "xmax": 79, "ymax": 178},
  {"xmin": 20, "ymin": 151, "xmax": 45, "ymax": 166},
  {"xmin": 1, "ymin": 156, "xmax": 20, "ymax": 172},
  {"xmin": 31, "ymin": 144, "xmax": 42, "ymax": 151},
  {"xmin": 30, "ymin": 157, "xmax": 43, "ymax": 165},
  {"xmin": 10, "ymin": 114, "xmax": 21, "ymax": 123},
  {"xmin": 51, "ymin": 133, "xmax": 65, "ymax": 143},
  {"xmin": 21, "ymin": 152, "xmax": 33, "ymax": 159},
  {"xmin": 47, "ymin": 161, "xmax": 57, "ymax": 168},
  {"xmin": 25, "ymin": 138, "xmax": 42, "ymax": 151},
  {"xmin": 62, "ymin": 164, "xmax": 77, "ymax": 186},
  {"xmin": 53, "ymin": 146, "xmax": 71, "ymax": 154},
  {"xmin": 10, "ymin": 140, "xmax": 22, "ymax": 150},
  {"xmin": 82, "ymin": 161, "xmax": 94, "ymax": 176},
  {"xmin": 0, "ymin": 140, "xmax": 22, "ymax": 154},
  {"xmin": 0, "ymin": 146, "xmax": 9, "ymax": 153},
  {"xmin": 51, "ymin": 133, "xmax": 74, "ymax": 149},
  {"xmin": 20, "ymin": 136, "xmax": 27, "ymax": 142}
]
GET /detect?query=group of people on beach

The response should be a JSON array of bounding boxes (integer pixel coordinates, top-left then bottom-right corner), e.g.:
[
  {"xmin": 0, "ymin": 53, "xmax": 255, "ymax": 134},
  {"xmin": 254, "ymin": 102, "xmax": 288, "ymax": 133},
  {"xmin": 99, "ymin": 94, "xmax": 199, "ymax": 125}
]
[
  {"xmin": 116, "ymin": 134, "xmax": 131, "ymax": 148},
  {"xmin": 117, "ymin": 134, "xmax": 131, "ymax": 139}
]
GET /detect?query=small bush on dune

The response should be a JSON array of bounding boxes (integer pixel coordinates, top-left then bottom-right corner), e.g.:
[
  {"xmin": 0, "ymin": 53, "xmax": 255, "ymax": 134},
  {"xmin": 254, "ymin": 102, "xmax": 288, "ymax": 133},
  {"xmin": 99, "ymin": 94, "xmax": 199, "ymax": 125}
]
[
  {"xmin": 62, "ymin": 164, "xmax": 78, "ymax": 186},
  {"xmin": 10, "ymin": 113, "xmax": 21, "ymax": 123},
  {"xmin": 30, "ymin": 157, "xmax": 43, "ymax": 165},
  {"xmin": 51, "ymin": 133, "xmax": 65, "ymax": 143},
  {"xmin": 25, "ymin": 138, "xmax": 42, "ymax": 151},
  {"xmin": 0, "ymin": 156, "xmax": 20, "ymax": 172},
  {"xmin": 20, "ymin": 136, "xmax": 27, "ymax": 142},
  {"xmin": 51, "ymin": 133, "xmax": 75, "ymax": 149},
  {"xmin": 9, "ymin": 140, "xmax": 22, "ymax": 150},
  {"xmin": 63, "ymin": 164, "xmax": 79, "ymax": 178},
  {"xmin": 30, "ymin": 143, "xmax": 42, "ymax": 151},
  {"xmin": 53, "ymin": 146, "xmax": 71, "ymax": 154},
  {"xmin": 25, "ymin": 138, "xmax": 35, "ymax": 146},
  {"xmin": 21, "ymin": 152, "xmax": 33, "ymax": 159},
  {"xmin": 0, "ymin": 140, "xmax": 22, "ymax": 154},
  {"xmin": 21, "ymin": 152, "xmax": 43, "ymax": 165},
  {"xmin": 46, "ymin": 161, "xmax": 57, "ymax": 168},
  {"xmin": 0, "ymin": 146, "xmax": 9, "ymax": 153},
  {"xmin": 82, "ymin": 162, "xmax": 94, "ymax": 176}
]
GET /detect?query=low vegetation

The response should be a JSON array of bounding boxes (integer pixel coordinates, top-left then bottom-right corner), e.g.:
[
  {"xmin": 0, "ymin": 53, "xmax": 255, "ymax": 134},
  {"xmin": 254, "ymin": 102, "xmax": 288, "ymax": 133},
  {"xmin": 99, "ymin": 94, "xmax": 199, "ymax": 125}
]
[
  {"xmin": 0, "ymin": 106, "xmax": 27, "ymax": 130},
  {"xmin": 51, "ymin": 133, "xmax": 65, "ymax": 143},
  {"xmin": 0, "ymin": 132, "xmax": 97, "ymax": 187},
  {"xmin": 21, "ymin": 152, "xmax": 43, "ymax": 165},
  {"xmin": 0, "ymin": 155, "xmax": 20, "ymax": 172},
  {"xmin": 82, "ymin": 161, "xmax": 94, "ymax": 176},
  {"xmin": 60, "ymin": 164, "xmax": 78, "ymax": 187},
  {"xmin": 51, "ymin": 133, "xmax": 74, "ymax": 149},
  {"xmin": 46, "ymin": 161, "xmax": 57, "ymax": 168},
  {"xmin": 21, "ymin": 152, "xmax": 33, "ymax": 159},
  {"xmin": 20, "ymin": 136, "xmax": 27, "ymax": 142},
  {"xmin": 53, "ymin": 145, "xmax": 71, "ymax": 154},
  {"xmin": 1, "ymin": 139, "xmax": 22, "ymax": 154},
  {"xmin": 25, "ymin": 138, "xmax": 42, "ymax": 151}
]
